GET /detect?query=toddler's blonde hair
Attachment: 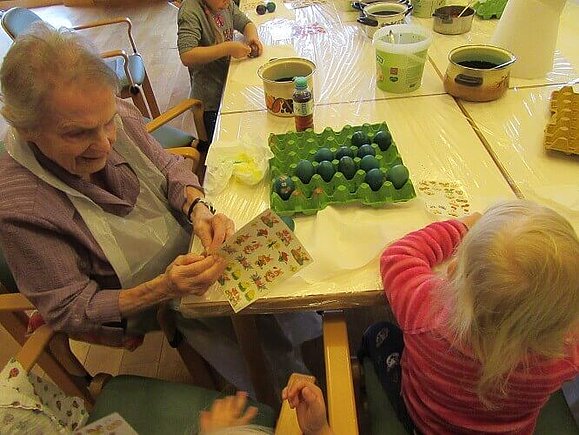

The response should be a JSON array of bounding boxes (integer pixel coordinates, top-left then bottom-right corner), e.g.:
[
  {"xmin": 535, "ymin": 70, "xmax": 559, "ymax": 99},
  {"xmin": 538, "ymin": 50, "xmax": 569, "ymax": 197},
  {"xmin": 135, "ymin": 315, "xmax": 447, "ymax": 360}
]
[{"xmin": 441, "ymin": 200, "xmax": 579, "ymax": 405}]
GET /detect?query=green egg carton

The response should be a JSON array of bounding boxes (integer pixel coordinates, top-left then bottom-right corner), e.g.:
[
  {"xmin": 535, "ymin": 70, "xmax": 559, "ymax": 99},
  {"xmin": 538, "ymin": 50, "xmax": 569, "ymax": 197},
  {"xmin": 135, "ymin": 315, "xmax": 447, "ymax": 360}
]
[
  {"xmin": 473, "ymin": 0, "xmax": 508, "ymax": 19},
  {"xmin": 269, "ymin": 123, "xmax": 416, "ymax": 216}
]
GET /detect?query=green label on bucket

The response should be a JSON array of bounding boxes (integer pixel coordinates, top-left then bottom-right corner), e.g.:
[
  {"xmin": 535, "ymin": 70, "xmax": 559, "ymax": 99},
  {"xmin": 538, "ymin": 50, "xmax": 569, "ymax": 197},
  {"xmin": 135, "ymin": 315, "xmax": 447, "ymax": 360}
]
[{"xmin": 376, "ymin": 49, "xmax": 428, "ymax": 93}]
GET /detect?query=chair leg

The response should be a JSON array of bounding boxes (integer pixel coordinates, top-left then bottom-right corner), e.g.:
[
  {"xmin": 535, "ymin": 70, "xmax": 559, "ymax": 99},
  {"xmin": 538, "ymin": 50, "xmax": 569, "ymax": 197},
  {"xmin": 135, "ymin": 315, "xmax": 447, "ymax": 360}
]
[
  {"xmin": 157, "ymin": 304, "xmax": 218, "ymax": 390},
  {"xmin": 130, "ymin": 88, "xmax": 152, "ymax": 118},
  {"xmin": 141, "ymin": 73, "xmax": 161, "ymax": 118},
  {"xmin": 232, "ymin": 315, "xmax": 278, "ymax": 408}
]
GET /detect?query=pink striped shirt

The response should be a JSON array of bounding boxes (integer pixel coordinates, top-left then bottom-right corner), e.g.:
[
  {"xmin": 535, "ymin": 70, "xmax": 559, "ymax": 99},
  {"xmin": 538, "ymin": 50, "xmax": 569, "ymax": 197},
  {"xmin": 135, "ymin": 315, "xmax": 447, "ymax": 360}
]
[{"xmin": 380, "ymin": 220, "xmax": 578, "ymax": 434}]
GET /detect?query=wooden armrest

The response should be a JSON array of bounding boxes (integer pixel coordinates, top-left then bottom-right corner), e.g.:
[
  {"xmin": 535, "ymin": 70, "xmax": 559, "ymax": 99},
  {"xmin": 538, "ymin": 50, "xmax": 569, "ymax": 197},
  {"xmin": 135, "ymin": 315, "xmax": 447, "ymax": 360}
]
[
  {"xmin": 323, "ymin": 311, "xmax": 359, "ymax": 435},
  {"xmin": 0, "ymin": 293, "xmax": 35, "ymax": 311},
  {"xmin": 167, "ymin": 147, "xmax": 201, "ymax": 161},
  {"xmin": 275, "ymin": 373, "xmax": 317, "ymax": 435},
  {"xmin": 167, "ymin": 147, "xmax": 201, "ymax": 173},
  {"xmin": 72, "ymin": 17, "xmax": 137, "ymax": 53},
  {"xmin": 146, "ymin": 98, "xmax": 208, "ymax": 142},
  {"xmin": 16, "ymin": 324, "xmax": 56, "ymax": 372}
]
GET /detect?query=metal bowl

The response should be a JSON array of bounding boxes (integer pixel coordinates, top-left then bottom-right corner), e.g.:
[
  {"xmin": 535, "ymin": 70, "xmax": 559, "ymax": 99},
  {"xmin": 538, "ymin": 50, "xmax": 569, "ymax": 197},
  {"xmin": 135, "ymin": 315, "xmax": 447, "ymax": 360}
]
[{"xmin": 433, "ymin": 5, "xmax": 475, "ymax": 35}]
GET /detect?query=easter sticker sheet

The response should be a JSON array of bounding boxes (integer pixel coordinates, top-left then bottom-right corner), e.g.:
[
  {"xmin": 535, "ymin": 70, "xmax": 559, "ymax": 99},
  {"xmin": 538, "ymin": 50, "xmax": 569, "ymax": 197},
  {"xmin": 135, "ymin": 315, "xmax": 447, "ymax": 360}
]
[{"xmin": 218, "ymin": 209, "xmax": 312, "ymax": 312}]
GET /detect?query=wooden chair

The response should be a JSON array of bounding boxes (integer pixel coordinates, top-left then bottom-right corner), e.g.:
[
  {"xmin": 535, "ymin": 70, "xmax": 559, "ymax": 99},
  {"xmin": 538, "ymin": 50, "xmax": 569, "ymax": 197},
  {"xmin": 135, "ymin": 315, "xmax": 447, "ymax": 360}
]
[
  {"xmin": 1, "ymin": 298, "xmax": 317, "ymax": 434},
  {"xmin": 145, "ymin": 98, "xmax": 207, "ymax": 174},
  {"xmin": 1, "ymin": 7, "xmax": 160, "ymax": 118},
  {"xmin": 2, "ymin": 292, "xmax": 360, "ymax": 434}
]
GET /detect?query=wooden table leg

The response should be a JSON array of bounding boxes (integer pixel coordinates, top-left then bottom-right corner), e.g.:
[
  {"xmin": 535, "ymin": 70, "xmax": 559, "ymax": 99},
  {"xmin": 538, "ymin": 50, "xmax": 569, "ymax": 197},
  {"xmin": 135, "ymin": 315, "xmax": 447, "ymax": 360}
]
[
  {"xmin": 323, "ymin": 310, "xmax": 359, "ymax": 435},
  {"xmin": 231, "ymin": 314, "xmax": 277, "ymax": 408}
]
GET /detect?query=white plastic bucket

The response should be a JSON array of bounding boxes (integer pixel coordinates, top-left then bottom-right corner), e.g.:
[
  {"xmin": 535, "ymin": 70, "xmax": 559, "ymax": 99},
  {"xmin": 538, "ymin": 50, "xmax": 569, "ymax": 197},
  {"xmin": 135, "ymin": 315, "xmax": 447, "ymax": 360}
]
[
  {"xmin": 373, "ymin": 24, "xmax": 433, "ymax": 93},
  {"xmin": 411, "ymin": 0, "xmax": 445, "ymax": 18}
]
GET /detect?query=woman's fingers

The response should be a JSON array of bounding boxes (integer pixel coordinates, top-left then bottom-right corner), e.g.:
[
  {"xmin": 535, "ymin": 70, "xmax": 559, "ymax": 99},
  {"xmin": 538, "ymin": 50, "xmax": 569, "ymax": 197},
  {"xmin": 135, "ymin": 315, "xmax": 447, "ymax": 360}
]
[{"xmin": 165, "ymin": 254, "xmax": 227, "ymax": 296}]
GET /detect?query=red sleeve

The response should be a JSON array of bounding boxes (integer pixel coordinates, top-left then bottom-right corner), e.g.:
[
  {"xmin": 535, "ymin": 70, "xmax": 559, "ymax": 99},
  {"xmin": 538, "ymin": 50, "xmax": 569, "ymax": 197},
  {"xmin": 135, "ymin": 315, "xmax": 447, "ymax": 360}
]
[{"xmin": 380, "ymin": 220, "xmax": 467, "ymax": 332}]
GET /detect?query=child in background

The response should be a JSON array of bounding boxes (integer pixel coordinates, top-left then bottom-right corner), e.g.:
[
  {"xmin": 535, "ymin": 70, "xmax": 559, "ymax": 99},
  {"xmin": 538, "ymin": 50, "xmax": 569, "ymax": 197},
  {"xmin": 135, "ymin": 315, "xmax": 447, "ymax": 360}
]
[
  {"xmin": 177, "ymin": 0, "xmax": 263, "ymax": 149},
  {"xmin": 360, "ymin": 199, "xmax": 579, "ymax": 434},
  {"xmin": 199, "ymin": 378, "xmax": 334, "ymax": 435}
]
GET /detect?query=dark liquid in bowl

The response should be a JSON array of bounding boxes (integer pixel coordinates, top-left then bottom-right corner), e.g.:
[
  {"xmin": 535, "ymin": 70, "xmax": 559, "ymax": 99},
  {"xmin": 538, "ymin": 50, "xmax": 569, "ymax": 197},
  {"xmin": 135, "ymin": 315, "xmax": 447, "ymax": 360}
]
[
  {"xmin": 372, "ymin": 10, "xmax": 399, "ymax": 15},
  {"xmin": 458, "ymin": 60, "xmax": 499, "ymax": 69},
  {"xmin": 274, "ymin": 77, "xmax": 295, "ymax": 82}
]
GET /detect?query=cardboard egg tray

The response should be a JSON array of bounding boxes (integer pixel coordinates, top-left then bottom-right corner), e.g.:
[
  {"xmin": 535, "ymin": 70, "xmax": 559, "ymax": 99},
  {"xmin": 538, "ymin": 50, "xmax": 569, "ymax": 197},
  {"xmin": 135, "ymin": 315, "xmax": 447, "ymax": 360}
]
[
  {"xmin": 269, "ymin": 123, "xmax": 416, "ymax": 216},
  {"xmin": 544, "ymin": 86, "xmax": 579, "ymax": 156},
  {"xmin": 473, "ymin": 0, "xmax": 507, "ymax": 19}
]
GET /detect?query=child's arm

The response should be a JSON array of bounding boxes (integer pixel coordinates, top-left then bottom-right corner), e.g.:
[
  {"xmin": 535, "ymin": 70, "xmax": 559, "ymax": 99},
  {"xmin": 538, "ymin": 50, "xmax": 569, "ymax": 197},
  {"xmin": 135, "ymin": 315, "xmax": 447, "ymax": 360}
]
[
  {"xmin": 282, "ymin": 379, "xmax": 333, "ymax": 435},
  {"xmin": 380, "ymin": 218, "xmax": 471, "ymax": 331},
  {"xmin": 180, "ymin": 41, "xmax": 251, "ymax": 67},
  {"xmin": 243, "ymin": 22, "xmax": 263, "ymax": 57}
]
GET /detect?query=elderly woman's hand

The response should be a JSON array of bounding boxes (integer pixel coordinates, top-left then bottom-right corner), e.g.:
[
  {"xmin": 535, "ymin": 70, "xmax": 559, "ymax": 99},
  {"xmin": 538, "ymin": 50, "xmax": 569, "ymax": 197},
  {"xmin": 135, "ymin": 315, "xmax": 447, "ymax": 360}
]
[
  {"xmin": 163, "ymin": 253, "xmax": 227, "ymax": 297},
  {"xmin": 191, "ymin": 206, "xmax": 236, "ymax": 254}
]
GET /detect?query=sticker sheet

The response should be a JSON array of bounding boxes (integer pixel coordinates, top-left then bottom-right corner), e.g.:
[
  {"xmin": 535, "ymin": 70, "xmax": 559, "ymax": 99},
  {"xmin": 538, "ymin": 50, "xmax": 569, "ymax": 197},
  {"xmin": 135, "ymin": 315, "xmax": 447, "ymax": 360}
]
[
  {"xmin": 416, "ymin": 180, "xmax": 471, "ymax": 218},
  {"xmin": 218, "ymin": 209, "xmax": 312, "ymax": 312},
  {"xmin": 74, "ymin": 412, "xmax": 138, "ymax": 435}
]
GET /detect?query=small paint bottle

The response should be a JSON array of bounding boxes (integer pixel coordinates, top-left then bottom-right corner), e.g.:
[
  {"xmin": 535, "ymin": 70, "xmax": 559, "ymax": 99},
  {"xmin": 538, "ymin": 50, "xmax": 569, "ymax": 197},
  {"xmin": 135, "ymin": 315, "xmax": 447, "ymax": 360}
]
[{"xmin": 293, "ymin": 76, "xmax": 314, "ymax": 132}]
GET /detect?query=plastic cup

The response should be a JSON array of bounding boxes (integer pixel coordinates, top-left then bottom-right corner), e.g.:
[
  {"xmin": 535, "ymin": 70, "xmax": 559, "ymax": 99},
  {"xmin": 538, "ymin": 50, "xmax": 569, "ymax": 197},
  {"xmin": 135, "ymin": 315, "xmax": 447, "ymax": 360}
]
[
  {"xmin": 411, "ymin": 0, "xmax": 445, "ymax": 18},
  {"xmin": 373, "ymin": 24, "xmax": 432, "ymax": 93}
]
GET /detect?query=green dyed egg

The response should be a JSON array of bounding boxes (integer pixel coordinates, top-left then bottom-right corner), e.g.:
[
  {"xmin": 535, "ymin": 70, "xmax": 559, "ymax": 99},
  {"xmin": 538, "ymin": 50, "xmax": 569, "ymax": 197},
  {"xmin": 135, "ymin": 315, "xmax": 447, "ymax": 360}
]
[
  {"xmin": 317, "ymin": 160, "xmax": 335, "ymax": 182},
  {"xmin": 357, "ymin": 144, "xmax": 376, "ymax": 158},
  {"xmin": 295, "ymin": 159, "xmax": 315, "ymax": 184},
  {"xmin": 273, "ymin": 175, "xmax": 295, "ymax": 200},
  {"xmin": 351, "ymin": 131, "xmax": 370, "ymax": 147},
  {"xmin": 373, "ymin": 130, "xmax": 392, "ymax": 151},
  {"xmin": 365, "ymin": 168, "xmax": 384, "ymax": 191},
  {"xmin": 338, "ymin": 156, "xmax": 356, "ymax": 180},
  {"xmin": 360, "ymin": 155, "xmax": 380, "ymax": 172},
  {"xmin": 335, "ymin": 146, "xmax": 355, "ymax": 160},
  {"xmin": 314, "ymin": 147, "xmax": 334, "ymax": 163},
  {"xmin": 266, "ymin": 1, "xmax": 276, "ymax": 12},
  {"xmin": 387, "ymin": 164, "xmax": 409, "ymax": 189},
  {"xmin": 280, "ymin": 215, "xmax": 295, "ymax": 231}
]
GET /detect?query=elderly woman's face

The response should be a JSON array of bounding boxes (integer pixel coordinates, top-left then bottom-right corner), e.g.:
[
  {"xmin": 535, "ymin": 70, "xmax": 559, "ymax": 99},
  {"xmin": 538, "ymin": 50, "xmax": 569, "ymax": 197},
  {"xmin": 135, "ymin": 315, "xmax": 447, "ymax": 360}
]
[{"xmin": 25, "ymin": 81, "xmax": 117, "ymax": 180}]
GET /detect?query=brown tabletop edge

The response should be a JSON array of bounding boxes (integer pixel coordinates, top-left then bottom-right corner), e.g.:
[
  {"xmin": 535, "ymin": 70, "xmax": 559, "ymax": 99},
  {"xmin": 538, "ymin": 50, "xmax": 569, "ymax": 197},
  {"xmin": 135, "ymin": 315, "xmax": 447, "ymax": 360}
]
[{"xmin": 178, "ymin": 289, "xmax": 385, "ymax": 318}]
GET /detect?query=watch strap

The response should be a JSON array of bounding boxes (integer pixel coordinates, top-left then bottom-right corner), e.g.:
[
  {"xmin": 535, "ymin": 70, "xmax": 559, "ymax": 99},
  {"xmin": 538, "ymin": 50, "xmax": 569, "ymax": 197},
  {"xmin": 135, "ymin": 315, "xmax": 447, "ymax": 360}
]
[{"xmin": 187, "ymin": 197, "xmax": 216, "ymax": 222}]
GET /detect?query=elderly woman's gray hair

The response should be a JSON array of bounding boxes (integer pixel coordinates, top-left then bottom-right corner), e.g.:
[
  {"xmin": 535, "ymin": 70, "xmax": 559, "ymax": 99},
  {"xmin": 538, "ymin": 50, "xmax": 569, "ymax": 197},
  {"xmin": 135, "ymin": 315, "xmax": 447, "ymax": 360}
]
[{"xmin": 0, "ymin": 22, "xmax": 119, "ymax": 132}]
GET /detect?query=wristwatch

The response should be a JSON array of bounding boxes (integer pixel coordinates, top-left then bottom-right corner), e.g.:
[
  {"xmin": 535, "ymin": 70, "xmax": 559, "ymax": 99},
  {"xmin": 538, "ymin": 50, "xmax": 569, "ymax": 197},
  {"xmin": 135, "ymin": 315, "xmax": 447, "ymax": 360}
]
[{"xmin": 187, "ymin": 197, "xmax": 216, "ymax": 223}]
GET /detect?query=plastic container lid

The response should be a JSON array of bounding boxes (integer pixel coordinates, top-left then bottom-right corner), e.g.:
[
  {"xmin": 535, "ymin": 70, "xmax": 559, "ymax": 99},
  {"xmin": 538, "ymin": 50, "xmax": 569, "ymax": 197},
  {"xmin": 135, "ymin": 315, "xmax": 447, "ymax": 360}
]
[
  {"xmin": 372, "ymin": 24, "xmax": 433, "ymax": 55},
  {"xmin": 294, "ymin": 76, "xmax": 308, "ymax": 90}
]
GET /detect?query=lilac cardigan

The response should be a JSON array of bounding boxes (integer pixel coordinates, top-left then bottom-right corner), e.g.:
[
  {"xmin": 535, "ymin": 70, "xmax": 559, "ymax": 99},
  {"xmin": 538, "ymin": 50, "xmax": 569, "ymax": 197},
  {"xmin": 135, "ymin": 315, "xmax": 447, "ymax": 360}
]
[{"xmin": 0, "ymin": 99, "xmax": 202, "ymax": 344}]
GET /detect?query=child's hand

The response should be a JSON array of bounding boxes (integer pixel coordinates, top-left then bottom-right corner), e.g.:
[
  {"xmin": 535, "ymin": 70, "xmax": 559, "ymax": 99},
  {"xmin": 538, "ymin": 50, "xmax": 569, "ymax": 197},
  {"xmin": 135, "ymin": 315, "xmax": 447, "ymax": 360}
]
[
  {"xmin": 225, "ymin": 41, "xmax": 252, "ymax": 59},
  {"xmin": 199, "ymin": 391, "xmax": 258, "ymax": 434},
  {"xmin": 247, "ymin": 37, "xmax": 263, "ymax": 57},
  {"xmin": 282, "ymin": 378, "xmax": 332, "ymax": 435},
  {"xmin": 460, "ymin": 212, "xmax": 482, "ymax": 229}
]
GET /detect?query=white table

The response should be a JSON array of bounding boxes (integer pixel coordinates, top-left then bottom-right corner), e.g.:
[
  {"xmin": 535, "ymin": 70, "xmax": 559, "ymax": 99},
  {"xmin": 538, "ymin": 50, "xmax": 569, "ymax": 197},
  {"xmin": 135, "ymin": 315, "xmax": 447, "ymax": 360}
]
[
  {"xmin": 459, "ymin": 85, "xmax": 579, "ymax": 233},
  {"xmin": 412, "ymin": 0, "xmax": 579, "ymax": 87},
  {"xmin": 181, "ymin": 94, "xmax": 517, "ymax": 316},
  {"xmin": 221, "ymin": 20, "xmax": 445, "ymax": 114},
  {"xmin": 179, "ymin": 0, "xmax": 579, "ymax": 416}
]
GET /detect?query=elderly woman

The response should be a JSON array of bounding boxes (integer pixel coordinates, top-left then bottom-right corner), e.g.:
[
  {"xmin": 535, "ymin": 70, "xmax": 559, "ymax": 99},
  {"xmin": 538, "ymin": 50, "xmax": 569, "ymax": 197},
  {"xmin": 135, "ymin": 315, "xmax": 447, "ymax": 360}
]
[{"xmin": 0, "ymin": 24, "xmax": 320, "ymax": 394}]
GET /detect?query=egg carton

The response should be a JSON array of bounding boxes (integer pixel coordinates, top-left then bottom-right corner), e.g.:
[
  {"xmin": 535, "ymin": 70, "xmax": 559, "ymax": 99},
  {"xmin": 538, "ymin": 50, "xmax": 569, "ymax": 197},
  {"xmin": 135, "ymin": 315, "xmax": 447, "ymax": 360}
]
[
  {"xmin": 473, "ymin": 0, "xmax": 507, "ymax": 19},
  {"xmin": 544, "ymin": 86, "xmax": 579, "ymax": 156},
  {"xmin": 269, "ymin": 123, "xmax": 416, "ymax": 216}
]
